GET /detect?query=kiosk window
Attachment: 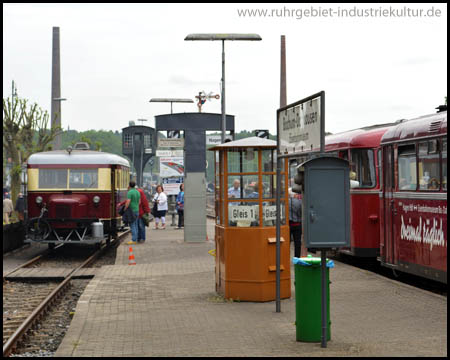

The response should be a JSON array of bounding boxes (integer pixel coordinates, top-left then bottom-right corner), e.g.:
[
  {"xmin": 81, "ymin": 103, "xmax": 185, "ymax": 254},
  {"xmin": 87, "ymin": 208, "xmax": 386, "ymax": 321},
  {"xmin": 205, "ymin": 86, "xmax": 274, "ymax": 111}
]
[
  {"xmin": 262, "ymin": 149, "xmax": 274, "ymax": 172},
  {"xmin": 262, "ymin": 174, "xmax": 285, "ymax": 199},
  {"xmin": 227, "ymin": 148, "xmax": 259, "ymax": 173}
]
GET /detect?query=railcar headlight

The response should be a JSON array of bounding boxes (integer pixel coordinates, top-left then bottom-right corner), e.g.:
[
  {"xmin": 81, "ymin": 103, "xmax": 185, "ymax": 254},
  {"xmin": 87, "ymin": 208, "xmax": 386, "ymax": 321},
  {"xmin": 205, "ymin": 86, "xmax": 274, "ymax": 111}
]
[
  {"xmin": 36, "ymin": 196, "xmax": 43, "ymax": 204},
  {"xmin": 93, "ymin": 196, "xmax": 101, "ymax": 204}
]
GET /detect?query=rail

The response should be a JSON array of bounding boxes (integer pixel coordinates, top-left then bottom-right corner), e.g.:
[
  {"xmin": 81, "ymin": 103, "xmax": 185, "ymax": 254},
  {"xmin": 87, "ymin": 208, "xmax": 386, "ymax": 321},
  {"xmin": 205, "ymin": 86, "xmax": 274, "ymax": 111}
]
[{"xmin": 2, "ymin": 230, "xmax": 129, "ymax": 357}]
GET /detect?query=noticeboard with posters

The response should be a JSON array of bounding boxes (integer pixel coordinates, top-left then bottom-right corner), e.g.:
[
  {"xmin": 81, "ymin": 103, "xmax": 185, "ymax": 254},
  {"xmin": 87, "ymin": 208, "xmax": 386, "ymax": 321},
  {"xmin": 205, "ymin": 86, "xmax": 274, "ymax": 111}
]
[
  {"xmin": 162, "ymin": 177, "xmax": 184, "ymax": 195},
  {"xmin": 159, "ymin": 156, "xmax": 184, "ymax": 177}
]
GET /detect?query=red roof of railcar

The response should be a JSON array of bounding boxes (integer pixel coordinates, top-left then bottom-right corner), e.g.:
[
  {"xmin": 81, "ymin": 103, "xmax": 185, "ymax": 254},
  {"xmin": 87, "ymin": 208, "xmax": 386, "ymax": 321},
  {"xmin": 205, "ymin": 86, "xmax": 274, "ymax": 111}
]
[
  {"xmin": 381, "ymin": 111, "xmax": 447, "ymax": 144},
  {"xmin": 325, "ymin": 124, "xmax": 395, "ymax": 151}
]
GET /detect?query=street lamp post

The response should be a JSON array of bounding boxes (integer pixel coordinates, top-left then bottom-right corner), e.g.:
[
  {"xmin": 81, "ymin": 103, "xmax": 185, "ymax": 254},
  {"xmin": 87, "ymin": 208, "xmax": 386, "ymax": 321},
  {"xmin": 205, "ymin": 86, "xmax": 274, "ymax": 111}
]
[{"xmin": 184, "ymin": 33, "xmax": 262, "ymax": 143}]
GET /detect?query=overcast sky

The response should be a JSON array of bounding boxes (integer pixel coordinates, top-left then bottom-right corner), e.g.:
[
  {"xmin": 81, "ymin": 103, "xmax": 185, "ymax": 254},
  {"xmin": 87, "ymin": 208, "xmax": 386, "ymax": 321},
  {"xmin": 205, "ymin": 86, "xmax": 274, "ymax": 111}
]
[{"xmin": 3, "ymin": 3, "xmax": 447, "ymax": 136}]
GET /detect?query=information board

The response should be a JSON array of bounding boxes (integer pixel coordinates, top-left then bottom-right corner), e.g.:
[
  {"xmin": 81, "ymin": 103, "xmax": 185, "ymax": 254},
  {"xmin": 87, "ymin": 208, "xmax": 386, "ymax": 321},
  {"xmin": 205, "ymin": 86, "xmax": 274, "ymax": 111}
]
[{"xmin": 162, "ymin": 177, "xmax": 184, "ymax": 195}]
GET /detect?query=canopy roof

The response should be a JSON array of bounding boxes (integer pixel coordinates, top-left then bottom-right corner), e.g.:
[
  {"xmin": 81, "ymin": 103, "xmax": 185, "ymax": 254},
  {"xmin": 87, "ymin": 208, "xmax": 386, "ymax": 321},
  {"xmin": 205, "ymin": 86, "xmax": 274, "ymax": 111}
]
[{"xmin": 208, "ymin": 136, "xmax": 276, "ymax": 151}]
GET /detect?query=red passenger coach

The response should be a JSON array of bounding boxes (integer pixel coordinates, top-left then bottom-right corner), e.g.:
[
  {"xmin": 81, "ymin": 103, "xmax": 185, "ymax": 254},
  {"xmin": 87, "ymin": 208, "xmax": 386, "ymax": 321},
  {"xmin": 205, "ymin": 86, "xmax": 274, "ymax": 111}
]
[
  {"xmin": 325, "ymin": 124, "xmax": 395, "ymax": 257},
  {"xmin": 380, "ymin": 111, "xmax": 447, "ymax": 284},
  {"xmin": 26, "ymin": 145, "xmax": 130, "ymax": 248}
]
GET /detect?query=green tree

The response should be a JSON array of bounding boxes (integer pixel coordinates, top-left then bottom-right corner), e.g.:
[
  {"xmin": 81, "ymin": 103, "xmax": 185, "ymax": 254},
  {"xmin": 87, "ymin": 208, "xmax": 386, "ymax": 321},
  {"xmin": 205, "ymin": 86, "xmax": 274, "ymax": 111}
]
[{"xmin": 3, "ymin": 96, "xmax": 60, "ymax": 206}]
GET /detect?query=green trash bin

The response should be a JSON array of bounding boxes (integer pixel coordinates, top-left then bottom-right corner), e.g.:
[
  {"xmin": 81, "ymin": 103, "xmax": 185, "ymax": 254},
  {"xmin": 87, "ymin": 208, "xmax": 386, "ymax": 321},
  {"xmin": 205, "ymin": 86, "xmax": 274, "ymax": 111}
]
[{"xmin": 294, "ymin": 255, "xmax": 333, "ymax": 342}]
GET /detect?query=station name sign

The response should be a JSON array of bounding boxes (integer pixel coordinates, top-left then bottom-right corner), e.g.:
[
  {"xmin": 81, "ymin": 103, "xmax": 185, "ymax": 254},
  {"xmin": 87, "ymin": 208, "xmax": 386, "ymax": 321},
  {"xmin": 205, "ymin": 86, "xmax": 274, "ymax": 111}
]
[
  {"xmin": 206, "ymin": 134, "xmax": 233, "ymax": 145},
  {"xmin": 156, "ymin": 150, "xmax": 184, "ymax": 157},
  {"xmin": 277, "ymin": 91, "xmax": 324, "ymax": 155},
  {"xmin": 158, "ymin": 138, "xmax": 184, "ymax": 148}
]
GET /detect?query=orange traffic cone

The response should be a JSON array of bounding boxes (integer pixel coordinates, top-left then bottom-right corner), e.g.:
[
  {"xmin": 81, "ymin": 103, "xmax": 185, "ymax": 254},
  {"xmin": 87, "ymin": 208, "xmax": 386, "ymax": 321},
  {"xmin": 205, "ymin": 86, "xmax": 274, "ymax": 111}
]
[{"xmin": 128, "ymin": 246, "xmax": 136, "ymax": 265}]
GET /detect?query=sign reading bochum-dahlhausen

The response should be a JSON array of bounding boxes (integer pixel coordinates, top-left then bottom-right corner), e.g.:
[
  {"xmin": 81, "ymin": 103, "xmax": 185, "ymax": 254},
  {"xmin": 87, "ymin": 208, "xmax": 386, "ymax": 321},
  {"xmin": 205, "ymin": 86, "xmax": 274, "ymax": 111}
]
[{"xmin": 278, "ymin": 92, "xmax": 324, "ymax": 155}]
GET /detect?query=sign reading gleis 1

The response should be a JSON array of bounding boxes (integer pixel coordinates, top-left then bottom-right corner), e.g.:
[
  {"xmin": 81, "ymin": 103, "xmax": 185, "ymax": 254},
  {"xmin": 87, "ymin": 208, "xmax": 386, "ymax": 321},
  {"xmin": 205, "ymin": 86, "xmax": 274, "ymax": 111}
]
[
  {"xmin": 278, "ymin": 92, "xmax": 324, "ymax": 155},
  {"xmin": 228, "ymin": 205, "xmax": 280, "ymax": 222}
]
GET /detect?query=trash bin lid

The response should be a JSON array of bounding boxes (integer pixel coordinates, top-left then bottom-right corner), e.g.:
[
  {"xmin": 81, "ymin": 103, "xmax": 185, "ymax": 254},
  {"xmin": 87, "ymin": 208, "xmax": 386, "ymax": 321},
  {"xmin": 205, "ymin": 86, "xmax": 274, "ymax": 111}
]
[{"xmin": 292, "ymin": 254, "xmax": 334, "ymax": 267}]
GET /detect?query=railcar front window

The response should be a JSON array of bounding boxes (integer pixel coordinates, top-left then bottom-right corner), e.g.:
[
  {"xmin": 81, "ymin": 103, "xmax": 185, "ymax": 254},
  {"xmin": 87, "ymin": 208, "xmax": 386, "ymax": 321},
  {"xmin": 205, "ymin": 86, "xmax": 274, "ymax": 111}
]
[
  {"xmin": 39, "ymin": 169, "xmax": 68, "ymax": 189},
  {"xmin": 398, "ymin": 144, "xmax": 417, "ymax": 190},
  {"xmin": 418, "ymin": 140, "xmax": 440, "ymax": 191},
  {"xmin": 350, "ymin": 149, "xmax": 376, "ymax": 188},
  {"xmin": 69, "ymin": 169, "xmax": 98, "ymax": 189}
]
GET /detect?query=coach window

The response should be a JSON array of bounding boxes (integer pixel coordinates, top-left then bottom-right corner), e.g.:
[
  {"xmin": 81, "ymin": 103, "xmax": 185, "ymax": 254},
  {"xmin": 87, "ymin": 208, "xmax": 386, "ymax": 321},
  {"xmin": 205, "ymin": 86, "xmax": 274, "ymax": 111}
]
[
  {"xmin": 350, "ymin": 149, "xmax": 376, "ymax": 188},
  {"xmin": 418, "ymin": 140, "xmax": 440, "ymax": 191},
  {"xmin": 398, "ymin": 144, "xmax": 417, "ymax": 190},
  {"xmin": 39, "ymin": 169, "xmax": 68, "ymax": 189},
  {"xmin": 69, "ymin": 169, "xmax": 98, "ymax": 189},
  {"xmin": 442, "ymin": 139, "xmax": 447, "ymax": 191}
]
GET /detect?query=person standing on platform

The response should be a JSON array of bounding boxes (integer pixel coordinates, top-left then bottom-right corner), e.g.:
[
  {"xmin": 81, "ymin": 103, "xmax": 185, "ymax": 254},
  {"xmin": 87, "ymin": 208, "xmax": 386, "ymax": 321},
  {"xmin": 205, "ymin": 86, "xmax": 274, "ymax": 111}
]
[
  {"xmin": 137, "ymin": 186, "xmax": 150, "ymax": 243},
  {"xmin": 3, "ymin": 194, "xmax": 13, "ymax": 224},
  {"xmin": 228, "ymin": 179, "xmax": 241, "ymax": 199},
  {"xmin": 124, "ymin": 181, "xmax": 141, "ymax": 244},
  {"xmin": 288, "ymin": 189, "xmax": 303, "ymax": 258},
  {"xmin": 153, "ymin": 185, "xmax": 168, "ymax": 230},
  {"xmin": 176, "ymin": 183, "xmax": 184, "ymax": 229},
  {"xmin": 15, "ymin": 193, "xmax": 25, "ymax": 222}
]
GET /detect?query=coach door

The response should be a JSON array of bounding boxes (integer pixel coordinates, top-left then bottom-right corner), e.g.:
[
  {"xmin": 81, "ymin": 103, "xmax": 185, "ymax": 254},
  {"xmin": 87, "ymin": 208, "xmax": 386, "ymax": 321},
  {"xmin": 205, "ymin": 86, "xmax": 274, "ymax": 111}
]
[{"xmin": 383, "ymin": 145, "xmax": 396, "ymax": 265}]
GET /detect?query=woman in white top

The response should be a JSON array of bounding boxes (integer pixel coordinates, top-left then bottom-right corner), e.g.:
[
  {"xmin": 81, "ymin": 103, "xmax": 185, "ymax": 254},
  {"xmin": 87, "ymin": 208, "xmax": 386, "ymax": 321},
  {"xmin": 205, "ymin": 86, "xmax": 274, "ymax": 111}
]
[{"xmin": 152, "ymin": 184, "xmax": 168, "ymax": 229}]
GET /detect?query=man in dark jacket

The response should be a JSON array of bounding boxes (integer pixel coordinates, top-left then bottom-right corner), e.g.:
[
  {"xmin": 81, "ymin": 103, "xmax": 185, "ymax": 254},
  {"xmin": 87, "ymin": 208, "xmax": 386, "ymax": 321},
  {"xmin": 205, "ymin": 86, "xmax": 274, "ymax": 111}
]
[
  {"xmin": 15, "ymin": 193, "xmax": 26, "ymax": 222},
  {"xmin": 289, "ymin": 189, "xmax": 303, "ymax": 258}
]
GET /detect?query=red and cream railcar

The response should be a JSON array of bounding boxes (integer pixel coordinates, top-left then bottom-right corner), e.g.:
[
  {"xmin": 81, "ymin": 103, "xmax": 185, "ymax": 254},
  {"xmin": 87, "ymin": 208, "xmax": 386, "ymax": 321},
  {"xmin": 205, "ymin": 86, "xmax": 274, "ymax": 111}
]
[
  {"xmin": 324, "ymin": 124, "xmax": 395, "ymax": 257},
  {"xmin": 26, "ymin": 147, "xmax": 130, "ymax": 247},
  {"xmin": 380, "ymin": 111, "xmax": 447, "ymax": 283}
]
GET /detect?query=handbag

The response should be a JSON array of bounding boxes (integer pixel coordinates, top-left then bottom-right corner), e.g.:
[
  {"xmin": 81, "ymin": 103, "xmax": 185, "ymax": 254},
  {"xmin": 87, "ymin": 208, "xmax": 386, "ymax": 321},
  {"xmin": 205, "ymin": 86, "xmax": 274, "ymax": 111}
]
[
  {"xmin": 142, "ymin": 212, "xmax": 150, "ymax": 227},
  {"xmin": 151, "ymin": 195, "xmax": 159, "ymax": 216}
]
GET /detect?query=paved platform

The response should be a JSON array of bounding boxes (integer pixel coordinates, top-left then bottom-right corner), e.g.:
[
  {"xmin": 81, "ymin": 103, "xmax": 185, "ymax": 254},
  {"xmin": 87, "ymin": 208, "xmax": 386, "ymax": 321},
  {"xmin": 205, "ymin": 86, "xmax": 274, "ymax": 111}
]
[{"xmin": 56, "ymin": 219, "xmax": 447, "ymax": 357}]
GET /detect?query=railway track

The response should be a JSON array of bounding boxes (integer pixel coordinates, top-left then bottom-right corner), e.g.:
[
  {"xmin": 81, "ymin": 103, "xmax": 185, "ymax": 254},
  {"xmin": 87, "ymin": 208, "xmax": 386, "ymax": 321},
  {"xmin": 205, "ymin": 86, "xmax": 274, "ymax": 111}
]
[{"xmin": 2, "ymin": 230, "xmax": 129, "ymax": 357}]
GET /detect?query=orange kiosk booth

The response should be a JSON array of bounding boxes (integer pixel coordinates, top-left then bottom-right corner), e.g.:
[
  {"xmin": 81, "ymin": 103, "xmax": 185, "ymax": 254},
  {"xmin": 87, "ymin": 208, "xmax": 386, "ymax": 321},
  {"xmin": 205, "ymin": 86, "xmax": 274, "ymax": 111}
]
[{"xmin": 209, "ymin": 137, "xmax": 291, "ymax": 301}]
